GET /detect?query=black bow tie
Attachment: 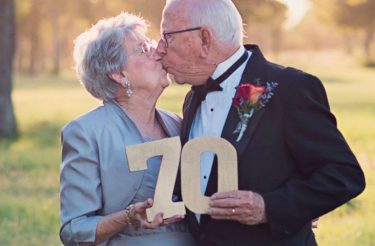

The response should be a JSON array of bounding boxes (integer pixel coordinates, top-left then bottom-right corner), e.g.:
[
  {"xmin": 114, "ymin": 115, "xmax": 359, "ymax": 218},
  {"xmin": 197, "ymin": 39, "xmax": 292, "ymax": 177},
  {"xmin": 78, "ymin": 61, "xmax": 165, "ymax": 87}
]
[{"xmin": 192, "ymin": 51, "xmax": 249, "ymax": 101}]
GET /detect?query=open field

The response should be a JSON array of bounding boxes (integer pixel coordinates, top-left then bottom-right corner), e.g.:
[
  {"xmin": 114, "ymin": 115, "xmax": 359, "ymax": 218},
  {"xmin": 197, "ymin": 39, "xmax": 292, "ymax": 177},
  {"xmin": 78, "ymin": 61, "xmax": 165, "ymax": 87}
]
[{"xmin": 0, "ymin": 50, "xmax": 374, "ymax": 245}]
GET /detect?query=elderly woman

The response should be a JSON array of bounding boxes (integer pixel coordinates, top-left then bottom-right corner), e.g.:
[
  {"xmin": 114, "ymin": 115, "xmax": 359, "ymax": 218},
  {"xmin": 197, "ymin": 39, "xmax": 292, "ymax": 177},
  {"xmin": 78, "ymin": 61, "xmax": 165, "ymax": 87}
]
[{"xmin": 60, "ymin": 13, "xmax": 196, "ymax": 246}]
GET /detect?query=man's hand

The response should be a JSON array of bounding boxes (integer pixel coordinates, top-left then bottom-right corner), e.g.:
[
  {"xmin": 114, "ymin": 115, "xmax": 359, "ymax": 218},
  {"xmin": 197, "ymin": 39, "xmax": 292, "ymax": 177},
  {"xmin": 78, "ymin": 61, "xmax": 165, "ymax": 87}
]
[{"xmin": 207, "ymin": 190, "xmax": 267, "ymax": 225}]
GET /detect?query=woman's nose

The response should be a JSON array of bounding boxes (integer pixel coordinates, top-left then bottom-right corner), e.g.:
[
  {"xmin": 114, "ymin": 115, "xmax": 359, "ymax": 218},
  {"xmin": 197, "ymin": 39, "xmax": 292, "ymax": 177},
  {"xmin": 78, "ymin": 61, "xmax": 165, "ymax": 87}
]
[
  {"xmin": 147, "ymin": 39, "xmax": 161, "ymax": 60},
  {"xmin": 150, "ymin": 46, "xmax": 162, "ymax": 61}
]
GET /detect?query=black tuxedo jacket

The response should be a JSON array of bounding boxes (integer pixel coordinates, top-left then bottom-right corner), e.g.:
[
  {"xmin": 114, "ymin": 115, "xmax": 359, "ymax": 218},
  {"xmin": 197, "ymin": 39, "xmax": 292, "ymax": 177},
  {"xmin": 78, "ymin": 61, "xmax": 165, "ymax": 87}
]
[{"xmin": 179, "ymin": 45, "xmax": 365, "ymax": 246}]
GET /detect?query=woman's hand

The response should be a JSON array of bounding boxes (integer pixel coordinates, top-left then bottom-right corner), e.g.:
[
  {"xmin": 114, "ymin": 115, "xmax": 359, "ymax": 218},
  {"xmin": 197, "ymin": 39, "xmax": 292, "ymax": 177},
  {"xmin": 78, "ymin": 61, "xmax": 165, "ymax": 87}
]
[
  {"xmin": 78, "ymin": 198, "xmax": 184, "ymax": 245},
  {"xmin": 130, "ymin": 198, "xmax": 184, "ymax": 229}
]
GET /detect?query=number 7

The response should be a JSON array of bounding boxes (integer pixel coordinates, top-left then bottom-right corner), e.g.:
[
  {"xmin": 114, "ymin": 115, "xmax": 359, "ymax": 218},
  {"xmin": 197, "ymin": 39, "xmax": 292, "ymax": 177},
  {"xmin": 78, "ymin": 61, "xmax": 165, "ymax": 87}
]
[{"xmin": 125, "ymin": 136, "xmax": 186, "ymax": 220}]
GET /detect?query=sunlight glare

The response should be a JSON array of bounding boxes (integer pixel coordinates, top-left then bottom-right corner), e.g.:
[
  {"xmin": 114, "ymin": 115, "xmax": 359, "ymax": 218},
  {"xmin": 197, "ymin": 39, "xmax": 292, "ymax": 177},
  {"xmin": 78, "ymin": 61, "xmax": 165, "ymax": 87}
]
[{"xmin": 277, "ymin": 0, "xmax": 311, "ymax": 30}]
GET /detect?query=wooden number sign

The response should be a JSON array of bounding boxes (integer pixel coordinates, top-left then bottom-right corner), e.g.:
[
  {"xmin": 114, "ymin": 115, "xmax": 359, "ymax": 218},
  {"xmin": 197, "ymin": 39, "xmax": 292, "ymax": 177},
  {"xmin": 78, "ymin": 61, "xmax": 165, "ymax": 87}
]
[
  {"xmin": 180, "ymin": 137, "xmax": 238, "ymax": 213},
  {"xmin": 125, "ymin": 137, "xmax": 186, "ymax": 220},
  {"xmin": 125, "ymin": 136, "xmax": 238, "ymax": 221}
]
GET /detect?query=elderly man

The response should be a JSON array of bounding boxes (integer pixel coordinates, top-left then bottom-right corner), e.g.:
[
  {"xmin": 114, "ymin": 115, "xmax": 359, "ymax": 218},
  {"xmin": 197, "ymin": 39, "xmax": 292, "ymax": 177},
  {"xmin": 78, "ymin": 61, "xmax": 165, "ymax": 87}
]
[{"xmin": 156, "ymin": 0, "xmax": 366, "ymax": 245}]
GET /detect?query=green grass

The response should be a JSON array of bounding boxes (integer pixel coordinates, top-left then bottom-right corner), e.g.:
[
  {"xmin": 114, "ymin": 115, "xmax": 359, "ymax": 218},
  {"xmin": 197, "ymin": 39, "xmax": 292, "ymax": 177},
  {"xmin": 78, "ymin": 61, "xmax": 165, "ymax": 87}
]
[{"xmin": 0, "ymin": 50, "xmax": 374, "ymax": 245}]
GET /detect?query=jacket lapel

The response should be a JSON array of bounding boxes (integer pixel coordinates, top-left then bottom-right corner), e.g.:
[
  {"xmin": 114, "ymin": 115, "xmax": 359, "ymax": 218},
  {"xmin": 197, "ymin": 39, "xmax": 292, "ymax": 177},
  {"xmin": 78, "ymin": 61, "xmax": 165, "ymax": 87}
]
[
  {"xmin": 181, "ymin": 91, "xmax": 201, "ymax": 145},
  {"xmin": 221, "ymin": 45, "xmax": 270, "ymax": 157}
]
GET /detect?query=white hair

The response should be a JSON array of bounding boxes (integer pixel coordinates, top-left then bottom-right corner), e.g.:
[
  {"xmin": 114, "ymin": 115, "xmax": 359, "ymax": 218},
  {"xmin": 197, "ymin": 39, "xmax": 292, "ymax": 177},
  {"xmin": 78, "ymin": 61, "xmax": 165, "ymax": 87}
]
[
  {"xmin": 73, "ymin": 12, "xmax": 147, "ymax": 101},
  {"xmin": 165, "ymin": 0, "xmax": 243, "ymax": 46}
]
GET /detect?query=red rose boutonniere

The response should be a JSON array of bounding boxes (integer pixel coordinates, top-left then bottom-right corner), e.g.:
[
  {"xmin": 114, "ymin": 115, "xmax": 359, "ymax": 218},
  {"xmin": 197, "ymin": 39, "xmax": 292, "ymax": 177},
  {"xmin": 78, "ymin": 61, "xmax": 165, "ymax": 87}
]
[{"xmin": 232, "ymin": 79, "xmax": 278, "ymax": 142}]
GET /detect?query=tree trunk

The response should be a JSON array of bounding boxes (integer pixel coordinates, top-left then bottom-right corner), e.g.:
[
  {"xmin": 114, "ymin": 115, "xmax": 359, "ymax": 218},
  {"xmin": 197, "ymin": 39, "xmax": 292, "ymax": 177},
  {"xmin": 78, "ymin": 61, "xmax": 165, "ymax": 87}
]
[
  {"xmin": 364, "ymin": 26, "xmax": 374, "ymax": 62},
  {"xmin": 0, "ymin": 0, "xmax": 18, "ymax": 138},
  {"xmin": 343, "ymin": 32, "xmax": 354, "ymax": 55},
  {"xmin": 50, "ymin": 3, "xmax": 60, "ymax": 76},
  {"xmin": 27, "ymin": 1, "xmax": 41, "ymax": 75}
]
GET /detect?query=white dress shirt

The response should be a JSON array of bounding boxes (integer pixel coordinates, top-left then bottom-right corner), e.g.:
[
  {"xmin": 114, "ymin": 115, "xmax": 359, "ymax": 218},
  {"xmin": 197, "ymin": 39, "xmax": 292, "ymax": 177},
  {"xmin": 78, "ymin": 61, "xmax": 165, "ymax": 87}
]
[{"xmin": 189, "ymin": 46, "xmax": 252, "ymax": 221}]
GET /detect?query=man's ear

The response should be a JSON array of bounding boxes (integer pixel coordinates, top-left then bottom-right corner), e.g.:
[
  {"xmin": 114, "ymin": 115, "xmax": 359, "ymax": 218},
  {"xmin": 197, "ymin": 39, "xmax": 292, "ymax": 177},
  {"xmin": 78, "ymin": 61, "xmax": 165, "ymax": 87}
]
[
  {"xmin": 200, "ymin": 27, "xmax": 213, "ymax": 57},
  {"xmin": 107, "ymin": 72, "xmax": 125, "ymax": 86}
]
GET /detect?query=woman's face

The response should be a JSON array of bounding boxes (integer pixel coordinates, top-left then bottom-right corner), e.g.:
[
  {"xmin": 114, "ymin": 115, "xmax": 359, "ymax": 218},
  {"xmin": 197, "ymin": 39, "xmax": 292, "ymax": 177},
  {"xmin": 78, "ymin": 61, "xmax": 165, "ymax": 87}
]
[{"xmin": 124, "ymin": 35, "xmax": 170, "ymax": 96}]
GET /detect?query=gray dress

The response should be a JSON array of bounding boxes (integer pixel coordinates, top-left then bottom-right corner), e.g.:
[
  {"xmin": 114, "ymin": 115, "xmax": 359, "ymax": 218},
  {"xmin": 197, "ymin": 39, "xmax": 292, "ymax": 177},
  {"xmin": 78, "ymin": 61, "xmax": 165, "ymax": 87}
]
[
  {"xmin": 107, "ymin": 137, "xmax": 196, "ymax": 246},
  {"xmin": 60, "ymin": 100, "xmax": 196, "ymax": 246}
]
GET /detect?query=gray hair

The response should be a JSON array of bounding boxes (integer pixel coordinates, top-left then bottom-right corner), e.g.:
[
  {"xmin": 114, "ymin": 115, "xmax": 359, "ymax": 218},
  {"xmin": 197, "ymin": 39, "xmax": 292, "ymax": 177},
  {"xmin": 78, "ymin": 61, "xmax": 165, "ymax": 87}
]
[
  {"xmin": 165, "ymin": 0, "xmax": 244, "ymax": 46},
  {"xmin": 73, "ymin": 12, "xmax": 147, "ymax": 101}
]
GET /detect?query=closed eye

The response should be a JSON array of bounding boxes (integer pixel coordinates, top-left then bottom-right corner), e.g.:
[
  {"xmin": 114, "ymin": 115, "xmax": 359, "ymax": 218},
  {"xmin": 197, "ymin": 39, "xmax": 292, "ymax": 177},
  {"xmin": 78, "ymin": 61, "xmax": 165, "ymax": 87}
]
[
  {"xmin": 164, "ymin": 34, "xmax": 173, "ymax": 43},
  {"xmin": 141, "ymin": 42, "xmax": 150, "ymax": 54}
]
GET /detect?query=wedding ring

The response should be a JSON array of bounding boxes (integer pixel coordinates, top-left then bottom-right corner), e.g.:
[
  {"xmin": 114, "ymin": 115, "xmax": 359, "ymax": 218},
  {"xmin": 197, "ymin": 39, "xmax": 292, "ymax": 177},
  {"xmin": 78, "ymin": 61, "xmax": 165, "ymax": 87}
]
[{"xmin": 232, "ymin": 208, "xmax": 236, "ymax": 214}]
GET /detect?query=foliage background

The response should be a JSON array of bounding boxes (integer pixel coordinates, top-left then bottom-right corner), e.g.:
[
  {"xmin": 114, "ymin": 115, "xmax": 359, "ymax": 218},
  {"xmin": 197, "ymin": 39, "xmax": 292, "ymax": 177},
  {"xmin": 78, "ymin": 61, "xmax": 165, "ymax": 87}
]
[{"xmin": 0, "ymin": 0, "xmax": 374, "ymax": 245}]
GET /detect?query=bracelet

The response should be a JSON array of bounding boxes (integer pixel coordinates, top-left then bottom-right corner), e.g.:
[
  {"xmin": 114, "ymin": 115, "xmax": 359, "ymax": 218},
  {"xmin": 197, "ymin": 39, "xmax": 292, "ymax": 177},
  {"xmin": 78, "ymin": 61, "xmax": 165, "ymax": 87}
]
[{"xmin": 124, "ymin": 204, "xmax": 139, "ymax": 236}]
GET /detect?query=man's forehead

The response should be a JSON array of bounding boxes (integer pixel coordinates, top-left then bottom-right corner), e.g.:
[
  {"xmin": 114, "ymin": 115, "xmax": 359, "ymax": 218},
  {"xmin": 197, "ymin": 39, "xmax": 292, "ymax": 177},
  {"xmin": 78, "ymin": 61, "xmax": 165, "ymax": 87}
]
[{"xmin": 161, "ymin": 12, "xmax": 188, "ymax": 32}]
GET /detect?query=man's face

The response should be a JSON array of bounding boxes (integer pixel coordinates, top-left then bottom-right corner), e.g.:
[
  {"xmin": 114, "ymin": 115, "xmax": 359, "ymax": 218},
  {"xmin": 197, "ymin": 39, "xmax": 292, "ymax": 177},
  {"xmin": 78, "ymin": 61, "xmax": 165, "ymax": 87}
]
[{"xmin": 156, "ymin": 10, "xmax": 212, "ymax": 85}]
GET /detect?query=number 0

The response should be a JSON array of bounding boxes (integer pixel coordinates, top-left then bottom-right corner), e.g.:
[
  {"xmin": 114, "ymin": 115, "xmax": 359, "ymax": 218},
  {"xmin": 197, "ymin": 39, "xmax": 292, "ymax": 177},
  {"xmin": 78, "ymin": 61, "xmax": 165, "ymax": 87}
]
[{"xmin": 181, "ymin": 137, "xmax": 238, "ymax": 213}]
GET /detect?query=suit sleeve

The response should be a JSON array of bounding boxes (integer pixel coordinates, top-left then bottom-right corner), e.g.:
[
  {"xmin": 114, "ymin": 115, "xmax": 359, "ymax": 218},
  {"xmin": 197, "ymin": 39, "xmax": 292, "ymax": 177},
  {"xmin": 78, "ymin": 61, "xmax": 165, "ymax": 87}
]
[
  {"xmin": 262, "ymin": 72, "xmax": 365, "ymax": 237},
  {"xmin": 60, "ymin": 121, "xmax": 103, "ymax": 245}
]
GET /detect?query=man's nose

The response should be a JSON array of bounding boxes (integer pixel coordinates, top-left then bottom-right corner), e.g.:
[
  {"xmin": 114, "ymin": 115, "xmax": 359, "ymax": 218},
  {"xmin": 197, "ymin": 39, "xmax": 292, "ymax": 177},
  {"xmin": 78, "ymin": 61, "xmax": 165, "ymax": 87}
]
[{"xmin": 155, "ymin": 39, "xmax": 167, "ymax": 58}]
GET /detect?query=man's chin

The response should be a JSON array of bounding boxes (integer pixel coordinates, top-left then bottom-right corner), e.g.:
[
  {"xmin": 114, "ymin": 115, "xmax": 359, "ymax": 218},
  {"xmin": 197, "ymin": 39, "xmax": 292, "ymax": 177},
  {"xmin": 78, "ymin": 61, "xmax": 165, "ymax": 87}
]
[{"xmin": 167, "ymin": 73, "xmax": 186, "ymax": 85}]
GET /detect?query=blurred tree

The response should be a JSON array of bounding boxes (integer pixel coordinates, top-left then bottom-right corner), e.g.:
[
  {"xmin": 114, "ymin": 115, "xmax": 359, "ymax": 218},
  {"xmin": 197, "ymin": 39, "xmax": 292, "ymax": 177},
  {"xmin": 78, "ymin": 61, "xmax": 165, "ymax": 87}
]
[
  {"xmin": 119, "ymin": 0, "xmax": 169, "ymax": 37},
  {"xmin": 14, "ymin": 0, "xmax": 129, "ymax": 75},
  {"xmin": 234, "ymin": 0, "xmax": 287, "ymax": 54},
  {"xmin": 283, "ymin": 8, "xmax": 344, "ymax": 50},
  {"xmin": 27, "ymin": 0, "xmax": 43, "ymax": 74},
  {"xmin": 311, "ymin": 0, "xmax": 375, "ymax": 62},
  {"xmin": 14, "ymin": 0, "xmax": 44, "ymax": 74},
  {"xmin": 49, "ymin": 0, "xmax": 61, "ymax": 75},
  {"xmin": 0, "ymin": 0, "xmax": 18, "ymax": 138},
  {"xmin": 12, "ymin": 0, "xmax": 288, "ymax": 76},
  {"xmin": 124, "ymin": 0, "xmax": 288, "ymax": 44}
]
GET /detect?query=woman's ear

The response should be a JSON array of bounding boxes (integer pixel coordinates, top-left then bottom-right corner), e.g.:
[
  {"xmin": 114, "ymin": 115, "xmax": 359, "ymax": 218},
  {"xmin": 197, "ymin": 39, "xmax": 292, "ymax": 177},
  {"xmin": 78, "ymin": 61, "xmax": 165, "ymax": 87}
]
[
  {"xmin": 200, "ymin": 27, "xmax": 213, "ymax": 57},
  {"xmin": 107, "ymin": 72, "xmax": 124, "ymax": 86}
]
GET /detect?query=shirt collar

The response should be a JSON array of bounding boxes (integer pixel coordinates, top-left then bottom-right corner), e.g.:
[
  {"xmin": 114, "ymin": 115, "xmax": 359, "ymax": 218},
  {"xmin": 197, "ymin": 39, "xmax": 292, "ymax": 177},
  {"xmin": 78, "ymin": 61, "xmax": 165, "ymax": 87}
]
[{"xmin": 211, "ymin": 46, "xmax": 246, "ymax": 80}]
